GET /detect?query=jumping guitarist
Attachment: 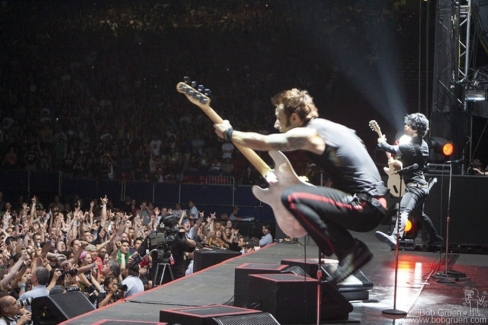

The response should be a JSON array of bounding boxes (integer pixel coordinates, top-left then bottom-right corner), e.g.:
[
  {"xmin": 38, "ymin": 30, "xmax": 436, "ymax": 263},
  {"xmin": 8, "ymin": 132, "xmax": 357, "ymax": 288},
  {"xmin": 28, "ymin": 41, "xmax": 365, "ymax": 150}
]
[
  {"xmin": 374, "ymin": 113, "xmax": 444, "ymax": 249},
  {"xmin": 214, "ymin": 88, "xmax": 388, "ymax": 284}
]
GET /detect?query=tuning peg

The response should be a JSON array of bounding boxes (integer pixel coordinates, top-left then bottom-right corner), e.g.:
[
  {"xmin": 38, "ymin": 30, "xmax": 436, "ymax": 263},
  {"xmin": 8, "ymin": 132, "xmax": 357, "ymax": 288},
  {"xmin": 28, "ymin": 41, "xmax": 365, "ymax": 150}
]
[
  {"xmin": 197, "ymin": 85, "xmax": 205, "ymax": 92},
  {"xmin": 204, "ymin": 89, "xmax": 212, "ymax": 96},
  {"xmin": 183, "ymin": 76, "xmax": 191, "ymax": 84},
  {"xmin": 191, "ymin": 81, "xmax": 197, "ymax": 87},
  {"xmin": 200, "ymin": 97, "xmax": 209, "ymax": 105}
]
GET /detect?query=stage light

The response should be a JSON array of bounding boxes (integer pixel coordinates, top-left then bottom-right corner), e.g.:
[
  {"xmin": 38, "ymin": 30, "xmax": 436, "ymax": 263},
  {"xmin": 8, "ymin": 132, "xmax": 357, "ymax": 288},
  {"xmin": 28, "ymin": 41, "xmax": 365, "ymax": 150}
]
[
  {"xmin": 403, "ymin": 218, "xmax": 417, "ymax": 240},
  {"xmin": 465, "ymin": 89, "xmax": 487, "ymax": 102},
  {"xmin": 405, "ymin": 219, "xmax": 413, "ymax": 232},
  {"xmin": 428, "ymin": 137, "xmax": 454, "ymax": 157}
]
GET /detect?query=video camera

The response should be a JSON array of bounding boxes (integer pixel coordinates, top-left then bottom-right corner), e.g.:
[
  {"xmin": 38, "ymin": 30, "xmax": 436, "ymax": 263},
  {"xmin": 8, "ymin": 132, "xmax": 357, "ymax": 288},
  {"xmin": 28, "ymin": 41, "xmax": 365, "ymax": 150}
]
[
  {"xmin": 147, "ymin": 216, "xmax": 183, "ymax": 248},
  {"xmin": 146, "ymin": 215, "xmax": 184, "ymax": 261}
]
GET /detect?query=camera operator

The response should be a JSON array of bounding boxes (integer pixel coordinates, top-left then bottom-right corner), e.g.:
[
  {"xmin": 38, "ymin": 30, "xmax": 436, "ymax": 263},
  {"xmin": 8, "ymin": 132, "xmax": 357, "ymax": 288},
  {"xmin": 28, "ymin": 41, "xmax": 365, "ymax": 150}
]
[
  {"xmin": 0, "ymin": 295, "xmax": 31, "ymax": 325},
  {"xmin": 137, "ymin": 216, "xmax": 195, "ymax": 283}
]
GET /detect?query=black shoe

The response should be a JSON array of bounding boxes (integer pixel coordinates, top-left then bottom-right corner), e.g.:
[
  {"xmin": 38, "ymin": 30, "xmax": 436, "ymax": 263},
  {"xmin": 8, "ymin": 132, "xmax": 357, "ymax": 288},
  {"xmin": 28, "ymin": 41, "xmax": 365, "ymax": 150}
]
[
  {"xmin": 327, "ymin": 240, "xmax": 373, "ymax": 284},
  {"xmin": 428, "ymin": 235, "xmax": 444, "ymax": 246}
]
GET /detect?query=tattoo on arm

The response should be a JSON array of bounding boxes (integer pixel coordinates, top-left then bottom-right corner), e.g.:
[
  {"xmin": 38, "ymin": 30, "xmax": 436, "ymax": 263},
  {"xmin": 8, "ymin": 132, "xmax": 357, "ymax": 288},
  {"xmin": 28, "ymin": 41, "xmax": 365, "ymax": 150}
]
[{"xmin": 269, "ymin": 137, "xmax": 306, "ymax": 151}]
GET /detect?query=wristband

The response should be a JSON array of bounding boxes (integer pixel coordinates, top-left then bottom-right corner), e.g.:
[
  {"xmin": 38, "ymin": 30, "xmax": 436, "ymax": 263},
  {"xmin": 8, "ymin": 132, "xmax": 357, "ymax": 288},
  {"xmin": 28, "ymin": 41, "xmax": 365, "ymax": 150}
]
[
  {"xmin": 224, "ymin": 128, "xmax": 234, "ymax": 142},
  {"xmin": 20, "ymin": 283, "xmax": 26, "ymax": 288}
]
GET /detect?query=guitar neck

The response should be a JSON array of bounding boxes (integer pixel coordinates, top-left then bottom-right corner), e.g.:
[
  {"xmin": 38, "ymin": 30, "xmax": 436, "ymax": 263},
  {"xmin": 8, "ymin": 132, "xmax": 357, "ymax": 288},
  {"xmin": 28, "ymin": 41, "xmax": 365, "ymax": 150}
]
[
  {"xmin": 375, "ymin": 130, "xmax": 393, "ymax": 162},
  {"xmin": 189, "ymin": 92, "xmax": 271, "ymax": 177}
]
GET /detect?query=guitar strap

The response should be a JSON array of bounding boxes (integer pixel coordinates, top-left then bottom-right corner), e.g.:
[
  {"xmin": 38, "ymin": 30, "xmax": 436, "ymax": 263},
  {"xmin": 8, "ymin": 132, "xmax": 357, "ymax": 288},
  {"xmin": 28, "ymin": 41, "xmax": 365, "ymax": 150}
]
[
  {"xmin": 413, "ymin": 143, "xmax": 425, "ymax": 170},
  {"xmin": 413, "ymin": 143, "xmax": 429, "ymax": 186}
]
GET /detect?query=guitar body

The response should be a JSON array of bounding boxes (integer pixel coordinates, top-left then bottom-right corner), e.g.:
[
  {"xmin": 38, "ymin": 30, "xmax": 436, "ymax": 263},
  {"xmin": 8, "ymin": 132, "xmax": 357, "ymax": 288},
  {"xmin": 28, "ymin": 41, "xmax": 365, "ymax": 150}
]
[
  {"xmin": 384, "ymin": 160, "xmax": 405, "ymax": 197},
  {"xmin": 252, "ymin": 151, "xmax": 311, "ymax": 238}
]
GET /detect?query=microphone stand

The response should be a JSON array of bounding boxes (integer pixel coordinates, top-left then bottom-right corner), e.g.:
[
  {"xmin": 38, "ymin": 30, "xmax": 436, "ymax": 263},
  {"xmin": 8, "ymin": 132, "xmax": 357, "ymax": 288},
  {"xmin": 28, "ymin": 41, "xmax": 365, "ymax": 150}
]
[
  {"xmin": 314, "ymin": 169, "xmax": 325, "ymax": 325},
  {"xmin": 382, "ymin": 168, "xmax": 407, "ymax": 318}
]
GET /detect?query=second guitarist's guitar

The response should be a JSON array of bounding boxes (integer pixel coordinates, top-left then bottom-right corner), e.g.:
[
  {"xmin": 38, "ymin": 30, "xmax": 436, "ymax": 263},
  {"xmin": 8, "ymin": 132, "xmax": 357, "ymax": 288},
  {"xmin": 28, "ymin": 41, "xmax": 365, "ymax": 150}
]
[
  {"xmin": 177, "ymin": 80, "xmax": 310, "ymax": 238},
  {"xmin": 369, "ymin": 120, "xmax": 405, "ymax": 197}
]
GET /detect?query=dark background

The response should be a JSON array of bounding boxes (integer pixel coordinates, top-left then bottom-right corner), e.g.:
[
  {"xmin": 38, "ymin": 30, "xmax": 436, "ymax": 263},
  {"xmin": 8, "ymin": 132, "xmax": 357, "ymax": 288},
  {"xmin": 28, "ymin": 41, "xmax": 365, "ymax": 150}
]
[{"xmin": 1, "ymin": 0, "xmax": 487, "ymax": 169}]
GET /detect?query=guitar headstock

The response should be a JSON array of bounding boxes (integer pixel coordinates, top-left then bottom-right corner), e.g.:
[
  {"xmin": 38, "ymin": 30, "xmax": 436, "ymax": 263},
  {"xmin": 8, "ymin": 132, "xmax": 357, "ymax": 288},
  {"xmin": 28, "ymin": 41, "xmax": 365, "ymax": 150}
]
[
  {"xmin": 176, "ymin": 76, "xmax": 212, "ymax": 109},
  {"xmin": 369, "ymin": 120, "xmax": 382, "ymax": 136}
]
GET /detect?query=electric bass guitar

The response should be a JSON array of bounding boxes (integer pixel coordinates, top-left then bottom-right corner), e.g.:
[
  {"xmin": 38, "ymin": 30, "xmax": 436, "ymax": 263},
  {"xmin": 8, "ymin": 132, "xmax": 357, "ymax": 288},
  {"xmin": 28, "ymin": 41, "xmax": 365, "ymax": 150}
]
[
  {"xmin": 177, "ymin": 79, "xmax": 310, "ymax": 238},
  {"xmin": 369, "ymin": 120, "xmax": 405, "ymax": 197}
]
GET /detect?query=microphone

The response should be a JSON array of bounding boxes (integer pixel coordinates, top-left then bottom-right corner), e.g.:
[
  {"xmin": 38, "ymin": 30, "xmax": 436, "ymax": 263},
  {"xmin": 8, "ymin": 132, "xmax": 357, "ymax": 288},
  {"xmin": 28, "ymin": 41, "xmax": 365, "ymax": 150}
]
[
  {"xmin": 446, "ymin": 158, "xmax": 464, "ymax": 164},
  {"xmin": 395, "ymin": 163, "xmax": 419, "ymax": 174}
]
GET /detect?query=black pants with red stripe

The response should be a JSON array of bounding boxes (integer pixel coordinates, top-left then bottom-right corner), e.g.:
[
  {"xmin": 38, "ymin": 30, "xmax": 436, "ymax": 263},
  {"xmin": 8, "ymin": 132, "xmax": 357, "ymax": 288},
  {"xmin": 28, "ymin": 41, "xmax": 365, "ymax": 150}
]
[{"xmin": 281, "ymin": 184, "xmax": 384, "ymax": 260}]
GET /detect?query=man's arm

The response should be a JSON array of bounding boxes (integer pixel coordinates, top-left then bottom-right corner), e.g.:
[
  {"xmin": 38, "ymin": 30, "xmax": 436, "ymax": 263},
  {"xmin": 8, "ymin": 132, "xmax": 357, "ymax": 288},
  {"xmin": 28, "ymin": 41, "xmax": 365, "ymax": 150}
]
[
  {"xmin": 377, "ymin": 135, "xmax": 402, "ymax": 155},
  {"xmin": 214, "ymin": 121, "xmax": 324, "ymax": 154}
]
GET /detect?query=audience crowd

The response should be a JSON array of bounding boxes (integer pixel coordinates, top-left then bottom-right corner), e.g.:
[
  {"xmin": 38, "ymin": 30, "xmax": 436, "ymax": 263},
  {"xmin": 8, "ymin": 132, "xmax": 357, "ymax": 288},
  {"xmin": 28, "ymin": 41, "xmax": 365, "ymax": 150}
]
[
  {"xmin": 0, "ymin": 0, "xmax": 419, "ymax": 185},
  {"xmin": 0, "ymin": 192, "xmax": 271, "ymax": 317},
  {"xmin": 0, "ymin": 0, "xmax": 420, "ymax": 319}
]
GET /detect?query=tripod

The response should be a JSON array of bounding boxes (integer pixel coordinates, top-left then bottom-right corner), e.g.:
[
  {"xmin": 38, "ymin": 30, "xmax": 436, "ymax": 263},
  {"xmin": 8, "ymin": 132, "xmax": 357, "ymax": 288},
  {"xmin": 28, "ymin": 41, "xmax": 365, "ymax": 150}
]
[{"xmin": 153, "ymin": 258, "xmax": 174, "ymax": 287}]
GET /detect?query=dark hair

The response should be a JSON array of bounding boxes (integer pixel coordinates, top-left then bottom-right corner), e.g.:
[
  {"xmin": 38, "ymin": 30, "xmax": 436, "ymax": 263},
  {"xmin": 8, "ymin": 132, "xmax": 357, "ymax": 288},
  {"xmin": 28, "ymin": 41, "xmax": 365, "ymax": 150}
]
[
  {"xmin": 405, "ymin": 113, "xmax": 429, "ymax": 138},
  {"xmin": 103, "ymin": 276, "xmax": 117, "ymax": 288},
  {"xmin": 5, "ymin": 237, "xmax": 16, "ymax": 246},
  {"xmin": 120, "ymin": 239, "xmax": 130, "ymax": 246},
  {"xmin": 126, "ymin": 263, "xmax": 139, "ymax": 277}
]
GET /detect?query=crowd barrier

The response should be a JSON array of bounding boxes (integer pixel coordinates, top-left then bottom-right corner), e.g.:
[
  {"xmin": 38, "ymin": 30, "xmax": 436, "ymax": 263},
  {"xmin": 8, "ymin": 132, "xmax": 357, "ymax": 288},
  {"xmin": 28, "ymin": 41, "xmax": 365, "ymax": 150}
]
[{"xmin": 0, "ymin": 170, "xmax": 276, "ymax": 222}]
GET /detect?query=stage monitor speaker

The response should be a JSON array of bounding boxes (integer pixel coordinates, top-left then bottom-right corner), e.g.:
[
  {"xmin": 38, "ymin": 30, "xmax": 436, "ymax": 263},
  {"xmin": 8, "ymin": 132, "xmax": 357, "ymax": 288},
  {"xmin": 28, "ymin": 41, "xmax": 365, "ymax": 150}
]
[
  {"xmin": 91, "ymin": 321, "xmax": 168, "ymax": 325},
  {"xmin": 31, "ymin": 291, "xmax": 95, "ymax": 325},
  {"xmin": 280, "ymin": 257, "xmax": 373, "ymax": 300},
  {"xmin": 208, "ymin": 312, "xmax": 280, "ymax": 325},
  {"xmin": 247, "ymin": 273, "xmax": 352, "ymax": 324},
  {"xmin": 160, "ymin": 304, "xmax": 265, "ymax": 325},
  {"xmin": 234, "ymin": 263, "xmax": 290, "ymax": 307},
  {"xmin": 194, "ymin": 248, "xmax": 241, "ymax": 272}
]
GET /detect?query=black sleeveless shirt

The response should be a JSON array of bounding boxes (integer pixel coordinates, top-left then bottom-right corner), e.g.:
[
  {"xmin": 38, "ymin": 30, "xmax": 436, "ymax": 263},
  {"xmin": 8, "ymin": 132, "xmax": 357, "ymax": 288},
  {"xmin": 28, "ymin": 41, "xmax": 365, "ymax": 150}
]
[{"xmin": 305, "ymin": 118, "xmax": 388, "ymax": 197}]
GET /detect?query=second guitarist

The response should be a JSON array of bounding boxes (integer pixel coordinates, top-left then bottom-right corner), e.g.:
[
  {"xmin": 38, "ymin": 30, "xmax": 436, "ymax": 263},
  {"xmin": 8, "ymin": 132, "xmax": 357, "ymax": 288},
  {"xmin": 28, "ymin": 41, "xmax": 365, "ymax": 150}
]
[
  {"xmin": 375, "ymin": 113, "xmax": 444, "ymax": 249},
  {"xmin": 214, "ymin": 88, "xmax": 388, "ymax": 284}
]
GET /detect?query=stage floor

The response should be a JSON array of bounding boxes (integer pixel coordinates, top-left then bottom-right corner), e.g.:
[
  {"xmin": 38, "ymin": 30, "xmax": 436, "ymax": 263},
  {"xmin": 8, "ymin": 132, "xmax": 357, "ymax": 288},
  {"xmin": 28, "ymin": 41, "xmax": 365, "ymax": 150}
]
[{"xmin": 62, "ymin": 227, "xmax": 488, "ymax": 325}]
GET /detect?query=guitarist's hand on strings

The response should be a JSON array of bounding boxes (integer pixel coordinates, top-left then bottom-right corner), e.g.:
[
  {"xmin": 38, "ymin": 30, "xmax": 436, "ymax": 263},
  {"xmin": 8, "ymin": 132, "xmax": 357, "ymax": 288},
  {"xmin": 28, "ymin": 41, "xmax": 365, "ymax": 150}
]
[{"xmin": 214, "ymin": 120, "xmax": 233, "ymax": 141}]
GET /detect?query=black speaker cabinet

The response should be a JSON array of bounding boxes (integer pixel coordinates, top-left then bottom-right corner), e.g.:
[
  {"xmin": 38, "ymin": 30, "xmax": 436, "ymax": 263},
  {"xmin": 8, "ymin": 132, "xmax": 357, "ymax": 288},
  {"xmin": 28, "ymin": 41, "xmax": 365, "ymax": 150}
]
[
  {"xmin": 91, "ymin": 321, "xmax": 168, "ymax": 325},
  {"xmin": 160, "ymin": 304, "xmax": 263, "ymax": 325},
  {"xmin": 193, "ymin": 248, "xmax": 241, "ymax": 272},
  {"xmin": 208, "ymin": 312, "xmax": 280, "ymax": 325},
  {"xmin": 31, "ymin": 291, "xmax": 95, "ymax": 325},
  {"xmin": 247, "ymin": 273, "xmax": 352, "ymax": 324},
  {"xmin": 280, "ymin": 257, "xmax": 373, "ymax": 300},
  {"xmin": 234, "ymin": 263, "xmax": 290, "ymax": 307}
]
